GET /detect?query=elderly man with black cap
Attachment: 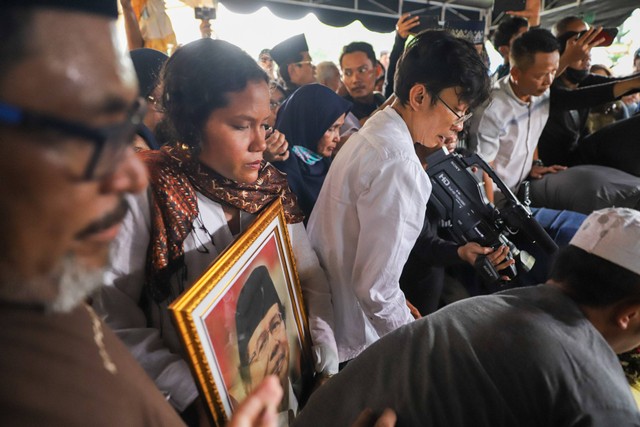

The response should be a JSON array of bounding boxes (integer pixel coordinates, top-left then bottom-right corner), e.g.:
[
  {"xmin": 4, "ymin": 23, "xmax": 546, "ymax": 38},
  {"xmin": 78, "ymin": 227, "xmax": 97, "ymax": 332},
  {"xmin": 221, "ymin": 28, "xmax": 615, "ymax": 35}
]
[
  {"xmin": 296, "ymin": 208, "xmax": 640, "ymax": 426},
  {"xmin": 236, "ymin": 266, "xmax": 298, "ymax": 425},
  {"xmin": 270, "ymin": 34, "xmax": 317, "ymax": 97}
]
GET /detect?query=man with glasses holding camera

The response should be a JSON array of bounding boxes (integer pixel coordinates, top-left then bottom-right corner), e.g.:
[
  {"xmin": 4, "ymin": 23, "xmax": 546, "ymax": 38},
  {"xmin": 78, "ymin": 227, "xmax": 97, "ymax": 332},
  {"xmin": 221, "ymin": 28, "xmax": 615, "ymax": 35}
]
[{"xmin": 307, "ymin": 30, "xmax": 493, "ymax": 366}]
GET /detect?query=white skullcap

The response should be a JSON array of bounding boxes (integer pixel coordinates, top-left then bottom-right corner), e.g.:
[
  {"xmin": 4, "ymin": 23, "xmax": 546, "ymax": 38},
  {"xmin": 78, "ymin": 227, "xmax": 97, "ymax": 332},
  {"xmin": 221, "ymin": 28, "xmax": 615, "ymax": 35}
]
[{"xmin": 569, "ymin": 207, "xmax": 640, "ymax": 275}]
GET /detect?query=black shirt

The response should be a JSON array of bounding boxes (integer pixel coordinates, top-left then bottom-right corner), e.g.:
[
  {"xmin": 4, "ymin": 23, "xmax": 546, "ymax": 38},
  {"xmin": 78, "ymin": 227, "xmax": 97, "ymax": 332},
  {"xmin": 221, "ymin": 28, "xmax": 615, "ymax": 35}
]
[{"xmin": 343, "ymin": 92, "xmax": 386, "ymax": 120}]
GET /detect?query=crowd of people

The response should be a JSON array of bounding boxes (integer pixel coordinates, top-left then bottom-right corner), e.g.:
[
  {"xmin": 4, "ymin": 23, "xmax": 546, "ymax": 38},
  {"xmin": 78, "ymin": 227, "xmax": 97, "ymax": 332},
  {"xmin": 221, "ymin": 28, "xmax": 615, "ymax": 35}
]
[{"xmin": 2, "ymin": 0, "xmax": 640, "ymax": 426}]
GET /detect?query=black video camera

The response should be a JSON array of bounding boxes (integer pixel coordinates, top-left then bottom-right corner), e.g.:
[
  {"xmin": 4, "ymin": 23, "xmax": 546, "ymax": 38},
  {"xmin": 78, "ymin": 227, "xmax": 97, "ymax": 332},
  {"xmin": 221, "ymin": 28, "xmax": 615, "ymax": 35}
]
[{"xmin": 424, "ymin": 147, "xmax": 558, "ymax": 284}]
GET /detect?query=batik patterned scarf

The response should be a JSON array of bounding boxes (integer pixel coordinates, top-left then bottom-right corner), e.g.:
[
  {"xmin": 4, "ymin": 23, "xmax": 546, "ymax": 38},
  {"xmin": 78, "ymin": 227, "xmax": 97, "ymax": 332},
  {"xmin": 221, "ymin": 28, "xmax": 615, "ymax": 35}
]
[{"xmin": 141, "ymin": 143, "xmax": 303, "ymax": 303}]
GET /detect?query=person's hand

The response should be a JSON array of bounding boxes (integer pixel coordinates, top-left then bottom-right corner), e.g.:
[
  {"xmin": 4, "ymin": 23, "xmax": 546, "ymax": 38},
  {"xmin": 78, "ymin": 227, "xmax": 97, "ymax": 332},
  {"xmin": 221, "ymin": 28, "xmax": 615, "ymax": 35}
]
[
  {"xmin": 406, "ymin": 299, "xmax": 422, "ymax": 320},
  {"xmin": 395, "ymin": 13, "xmax": 420, "ymax": 39},
  {"xmin": 226, "ymin": 376, "xmax": 283, "ymax": 427},
  {"xmin": 443, "ymin": 134, "xmax": 458, "ymax": 153},
  {"xmin": 458, "ymin": 243, "xmax": 514, "ymax": 277},
  {"xmin": 200, "ymin": 19, "xmax": 212, "ymax": 38},
  {"xmin": 561, "ymin": 27, "xmax": 604, "ymax": 66},
  {"xmin": 352, "ymin": 408, "xmax": 397, "ymax": 427},
  {"xmin": 263, "ymin": 130, "xmax": 290, "ymax": 163},
  {"xmin": 506, "ymin": 0, "xmax": 541, "ymax": 26},
  {"xmin": 528, "ymin": 164, "xmax": 567, "ymax": 179}
]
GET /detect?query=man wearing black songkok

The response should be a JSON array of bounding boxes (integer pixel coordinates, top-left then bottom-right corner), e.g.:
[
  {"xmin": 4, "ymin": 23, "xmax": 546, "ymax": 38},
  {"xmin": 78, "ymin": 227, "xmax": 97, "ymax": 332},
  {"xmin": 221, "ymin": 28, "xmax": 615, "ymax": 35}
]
[
  {"xmin": 271, "ymin": 34, "xmax": 317, "ymax": 97},
  {"xmin": 236, "ymin": 265, "xmax": 297, "ymax": 420}
]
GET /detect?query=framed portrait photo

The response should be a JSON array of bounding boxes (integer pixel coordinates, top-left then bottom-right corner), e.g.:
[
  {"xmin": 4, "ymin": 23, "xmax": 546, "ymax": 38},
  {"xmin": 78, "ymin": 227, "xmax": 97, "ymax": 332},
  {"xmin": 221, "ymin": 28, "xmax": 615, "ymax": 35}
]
[{"xmin": 169, "ymin": 199, "xmax": 314, "ymax": 426}]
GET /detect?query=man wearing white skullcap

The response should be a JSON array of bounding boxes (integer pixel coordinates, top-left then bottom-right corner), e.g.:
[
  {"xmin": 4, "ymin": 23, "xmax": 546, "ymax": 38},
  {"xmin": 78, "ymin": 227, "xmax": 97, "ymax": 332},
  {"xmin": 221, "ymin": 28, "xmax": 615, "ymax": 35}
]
[
  {"xmin": 294, "ymin": 207, "xmax": 640, "ymax": 427},
  {"xmin": 568, "ymin": 208, "xmax": 640, "ymax": 276}
]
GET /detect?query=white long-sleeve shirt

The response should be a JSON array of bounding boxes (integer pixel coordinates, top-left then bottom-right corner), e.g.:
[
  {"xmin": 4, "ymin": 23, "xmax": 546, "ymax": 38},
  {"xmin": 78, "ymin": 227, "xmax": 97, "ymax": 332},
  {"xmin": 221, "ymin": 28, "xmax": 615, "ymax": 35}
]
[
  {"xmin": 469, "ymin": 76, "xmax": 551, "ymax": 192},
  {"xmin": 95, "ymin": 189, "xmax": 338, "ymax": 412},
  {"xmin": 307, "ymin": 106, "xmax": 432, "ymax": 362}
]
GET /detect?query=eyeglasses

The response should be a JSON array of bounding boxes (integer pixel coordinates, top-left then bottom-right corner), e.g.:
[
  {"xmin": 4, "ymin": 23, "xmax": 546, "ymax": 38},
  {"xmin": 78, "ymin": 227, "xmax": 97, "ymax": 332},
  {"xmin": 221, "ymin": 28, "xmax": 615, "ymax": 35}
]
[
  {"xmin": 247, "ymin": 311, "xmax": 284, "ymax": 365},
  {"xmin": 293, "ymin": 60, "xmax": 314, "ymax": 67},
  {"xmin": 436, "ymin": 94, "xmax": 473, "ymax": 126},
  {"xmin": 0, "ymin": 98, "xmax": 146, "ymax": 180}
]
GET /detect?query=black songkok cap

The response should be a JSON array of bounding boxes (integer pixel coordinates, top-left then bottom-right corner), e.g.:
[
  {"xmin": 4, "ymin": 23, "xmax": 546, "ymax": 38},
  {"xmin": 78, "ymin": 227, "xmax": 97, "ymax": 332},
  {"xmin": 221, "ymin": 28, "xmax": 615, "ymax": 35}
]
[
  {"xmin": 130, "ymin": 48, "xmax": 169, "ymax": 98},
  {"xmin": 270, "ymin": 34, "xmax": 309, "ymax": 69},
  {"xmin": 5, "ymin": 0, "xmax": 118, "ymax": 18},
  {"xmin": 235, "ymin": 266, "xmax": 282, "ymax": 366}
]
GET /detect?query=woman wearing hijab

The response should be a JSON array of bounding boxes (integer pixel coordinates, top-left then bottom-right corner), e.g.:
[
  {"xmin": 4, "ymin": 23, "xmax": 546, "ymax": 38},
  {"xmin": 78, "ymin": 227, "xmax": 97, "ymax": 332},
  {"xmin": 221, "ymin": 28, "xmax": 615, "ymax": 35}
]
[
  {"xmin": 274, "ymin": 84, "xmax": 352, "ymax": 220},
  {"xmin": 96, "ymin": 39, "xmax": 338, "ymax": 424}
]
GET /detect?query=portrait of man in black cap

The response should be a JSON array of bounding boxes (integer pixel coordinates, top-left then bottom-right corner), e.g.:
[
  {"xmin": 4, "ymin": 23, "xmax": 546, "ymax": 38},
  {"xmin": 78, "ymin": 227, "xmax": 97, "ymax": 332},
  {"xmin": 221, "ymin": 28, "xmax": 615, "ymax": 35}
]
[{"xmin": 235, "ymin": 265, "xmax": 299, "ymax": 421}]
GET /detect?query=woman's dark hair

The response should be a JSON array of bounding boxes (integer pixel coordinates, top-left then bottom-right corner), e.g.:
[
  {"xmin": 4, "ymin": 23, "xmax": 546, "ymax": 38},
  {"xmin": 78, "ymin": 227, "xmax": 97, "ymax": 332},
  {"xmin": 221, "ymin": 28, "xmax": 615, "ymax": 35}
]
[
  {"xmin": 550, "ymin": 246, "xmax": 640, "ymax": 307},
  {"xmin": 161, "ymin": 38, "xmax": 268, "ymax": 148},
  {"xmin": 510, "ymin": 28, "xmax": 559, "ymax": 71},
  {"xmin": 394, "ymin": 30, "xmax": 490, "ymax": 110}
]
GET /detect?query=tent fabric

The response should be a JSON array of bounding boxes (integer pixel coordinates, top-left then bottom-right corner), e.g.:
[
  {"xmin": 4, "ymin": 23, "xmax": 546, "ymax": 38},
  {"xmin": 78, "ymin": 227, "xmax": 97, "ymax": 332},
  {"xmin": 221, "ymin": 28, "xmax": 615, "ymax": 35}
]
[
  {"xmin": 220, "ymin": 0, "xmax": 638, "ymax": 33},
  {"xmin": 221, "ymin": 0, "xmax": 491, "ymax": 33}
]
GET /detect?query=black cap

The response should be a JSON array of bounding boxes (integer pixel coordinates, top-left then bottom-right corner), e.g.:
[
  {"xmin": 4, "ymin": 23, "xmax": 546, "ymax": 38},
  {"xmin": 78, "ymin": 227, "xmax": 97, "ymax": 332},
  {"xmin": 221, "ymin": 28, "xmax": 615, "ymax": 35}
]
[
  {"xmin": 5, "ymin": 0, "xmax": 118, "ymax": 18},
  {"xmin": 270, "ymin": 34, "xmax": 309, "ymax": 69},
  {"xmin": 235, "ymin": 266, "xmax": 282, "ymax": 366},
  {"xmin": 130, "ymin": 48, "xmax": 169, "ymax": 98}
]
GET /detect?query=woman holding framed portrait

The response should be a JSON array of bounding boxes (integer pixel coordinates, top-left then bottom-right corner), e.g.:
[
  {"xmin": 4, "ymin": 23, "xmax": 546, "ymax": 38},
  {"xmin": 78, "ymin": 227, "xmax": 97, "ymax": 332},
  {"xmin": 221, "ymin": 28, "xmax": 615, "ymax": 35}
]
[{"xmin": 94, "ymin": 38, "xmax": 338, "ymax": 426}]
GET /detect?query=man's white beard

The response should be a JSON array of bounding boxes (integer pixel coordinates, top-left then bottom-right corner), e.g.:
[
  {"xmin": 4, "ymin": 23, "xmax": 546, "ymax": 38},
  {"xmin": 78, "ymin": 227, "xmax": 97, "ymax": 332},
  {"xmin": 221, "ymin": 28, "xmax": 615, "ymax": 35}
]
[{"xmin": 48, "ymin": 254, "xmax": 105, "ymax": 313}]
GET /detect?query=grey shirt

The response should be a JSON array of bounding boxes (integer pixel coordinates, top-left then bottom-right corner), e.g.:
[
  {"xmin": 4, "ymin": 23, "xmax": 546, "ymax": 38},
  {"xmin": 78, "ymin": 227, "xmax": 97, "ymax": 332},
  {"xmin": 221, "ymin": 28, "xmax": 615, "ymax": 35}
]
[{"xmin": 294, "ymin": 285, "xmax": 640, "ymax": 427}]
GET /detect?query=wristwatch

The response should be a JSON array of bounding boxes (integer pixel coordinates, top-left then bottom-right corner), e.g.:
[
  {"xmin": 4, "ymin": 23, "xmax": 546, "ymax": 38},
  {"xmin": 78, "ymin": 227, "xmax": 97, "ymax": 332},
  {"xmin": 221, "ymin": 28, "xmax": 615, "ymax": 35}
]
[{"xmin": 532, "ymin": 159, "xmax": 544, "ymax": 167}]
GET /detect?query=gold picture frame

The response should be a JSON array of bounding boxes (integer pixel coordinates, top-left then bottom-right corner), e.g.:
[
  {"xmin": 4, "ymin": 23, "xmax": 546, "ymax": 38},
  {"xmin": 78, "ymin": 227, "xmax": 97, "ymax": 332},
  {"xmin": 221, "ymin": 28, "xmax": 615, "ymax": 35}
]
[{"xmin": 169, "ymin": 199, "xmax": 314, "ymax": 425}]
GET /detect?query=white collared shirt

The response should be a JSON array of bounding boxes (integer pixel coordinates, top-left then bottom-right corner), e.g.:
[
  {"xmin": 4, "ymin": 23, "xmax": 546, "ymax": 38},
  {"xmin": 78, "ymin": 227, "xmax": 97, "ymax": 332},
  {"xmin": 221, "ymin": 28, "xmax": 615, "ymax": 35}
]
[
  {"xmin": 308, "ymin": 106, "xmax": 432, "ymax": 361},
  {"xmin": 469, "ymin": 76, "xmax": 551, "ymax": 192}
]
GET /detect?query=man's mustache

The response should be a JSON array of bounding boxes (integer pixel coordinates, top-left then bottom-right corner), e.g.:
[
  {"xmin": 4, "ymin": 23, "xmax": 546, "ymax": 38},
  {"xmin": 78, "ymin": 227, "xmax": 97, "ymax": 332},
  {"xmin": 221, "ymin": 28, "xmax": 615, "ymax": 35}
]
[{"xmin": 75, "ymin": 198, "xmax": 129, "ymax": 239}]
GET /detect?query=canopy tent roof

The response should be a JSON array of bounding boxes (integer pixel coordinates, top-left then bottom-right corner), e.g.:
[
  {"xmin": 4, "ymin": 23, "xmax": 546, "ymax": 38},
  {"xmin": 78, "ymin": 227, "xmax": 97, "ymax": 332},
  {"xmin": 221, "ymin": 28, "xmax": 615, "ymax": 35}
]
[
  {"xmin": 220, "ymin": 0, "xmax": 638, "ymax": 33},
  {"xmin": 221, "ymin": 0, "xmax": 493, "ymax": 33}
]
